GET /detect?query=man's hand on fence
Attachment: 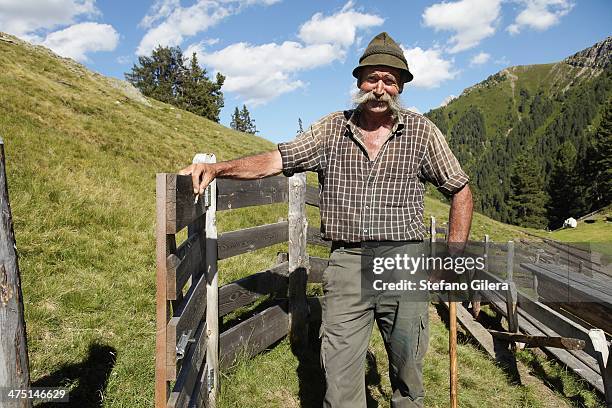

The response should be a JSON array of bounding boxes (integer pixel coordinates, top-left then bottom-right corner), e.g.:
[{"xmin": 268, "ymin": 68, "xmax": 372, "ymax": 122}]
[{"xmin": 179, "ymin": 163, "xmax": 217, "ymax": 195}]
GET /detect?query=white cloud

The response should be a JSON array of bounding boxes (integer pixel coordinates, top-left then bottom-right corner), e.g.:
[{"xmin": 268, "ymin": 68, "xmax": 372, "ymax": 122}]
[
  {"xmin": 470, "ymin": 51, "xmax": 491, "ymax": 66},
  {"xmin": 199, "ymin": 41, "xmax": 338, "ymax": 105},
  {"xmin": 41, "ymin": 22, "xmax": 119, "ymax": 62},
  {"xmin": 0, "ymin": 0, "xmax": 98, "ymax": 39},
  {"xmin": 136, "ymin": 0, "xmax": 281, "ymax": 56},
  {"xmin": 406, "ymin": 106, "xmax": 421, "ymax": 114},
  {"xmin": 507, "ymin": 0, "xmax": 574, "ymax": 35},
  {"xmin": 401, "ymin": 46, "xmax": 458, "ymax": 88},
  {"xmin": 193, "ymin": 2, "xmax": 384, "ymax": 105},
  {"xmin": 298, "ymin": 1, "xmax": 384, "ymax": 49},
  {"xmin": 422, "ymin": 0, "xmax": 501, "ymax": 53}
]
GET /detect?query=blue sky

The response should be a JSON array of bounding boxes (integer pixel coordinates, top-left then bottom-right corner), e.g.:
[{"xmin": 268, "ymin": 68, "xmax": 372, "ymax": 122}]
[{"xmin": 1, "ymin": 0, "xmax": 610, "ymax": 143}]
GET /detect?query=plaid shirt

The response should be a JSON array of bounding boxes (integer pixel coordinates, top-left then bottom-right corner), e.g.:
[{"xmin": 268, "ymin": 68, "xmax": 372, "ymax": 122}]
[{"xmin": 278, "ymin": 109, "xmax": 469, "ymax": 242}]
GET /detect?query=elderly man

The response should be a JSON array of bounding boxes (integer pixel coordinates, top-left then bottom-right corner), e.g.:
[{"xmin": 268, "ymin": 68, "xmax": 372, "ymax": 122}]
[{"xmin": 180, "ymin": 32, "xmax": 473, "ymax": 408}]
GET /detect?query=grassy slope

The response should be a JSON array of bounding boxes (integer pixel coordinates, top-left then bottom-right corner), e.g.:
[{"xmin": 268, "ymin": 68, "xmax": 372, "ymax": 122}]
[{"xmin": 0, "ymin": 34, "xmax": 601, "ymax": 407}]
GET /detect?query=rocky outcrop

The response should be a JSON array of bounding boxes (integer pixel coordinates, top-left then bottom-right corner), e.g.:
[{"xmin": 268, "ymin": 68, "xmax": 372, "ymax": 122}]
[{"xmin": 564, "ymin": 36, "xmax": 611, "ymax": 70}]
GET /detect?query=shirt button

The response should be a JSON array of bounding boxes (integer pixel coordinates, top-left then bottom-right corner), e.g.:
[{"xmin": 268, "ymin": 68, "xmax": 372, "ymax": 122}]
[
  {"xmin": 363, "ymin": 229, "xmax": 368, "ymax": 233},
  {"xmin": 365, "ymin": 205, "xmax": 370, "ymax": 209}
]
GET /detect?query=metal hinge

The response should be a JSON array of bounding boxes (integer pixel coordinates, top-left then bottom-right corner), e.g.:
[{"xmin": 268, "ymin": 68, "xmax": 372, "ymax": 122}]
[{"xmin": 176, "ymin": 330, "xmax": 195, "ymax": 361}]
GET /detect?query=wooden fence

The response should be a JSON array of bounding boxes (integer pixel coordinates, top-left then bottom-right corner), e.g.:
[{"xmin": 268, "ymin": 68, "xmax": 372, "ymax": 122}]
[
  {"xmin": 155, "ymin": 158, "xmax": 333, "ymax": 408},
  {"xmin": 155, "ymin": 156, "xmax": 611, "ymax": 407},
  {"xmin": 450, "ymin": 232, "xmax": 611, "ymax": 406}
]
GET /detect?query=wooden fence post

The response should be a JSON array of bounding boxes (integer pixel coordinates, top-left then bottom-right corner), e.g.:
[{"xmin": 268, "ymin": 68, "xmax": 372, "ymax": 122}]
[
  {"xmin": 430, "ymin": 215, "xmax": 436, "ymax": 244},
  {"xmin": 288, "ymin": 173, "xmax": 308, "ymax": 354},
  {"xmin": 505, "ymin": 241, "xmax": 520, "ymax": 349},
  {"xmin": 588, "ymin": 329, "xmax": 611, "ymax": 407},
  {"xmin": 197, "ymin": 154, "xmax": 219, "ymax": 408},
  {"xmin": 0, "ymin": 139, "xmax": 32, "ymax": 408}
]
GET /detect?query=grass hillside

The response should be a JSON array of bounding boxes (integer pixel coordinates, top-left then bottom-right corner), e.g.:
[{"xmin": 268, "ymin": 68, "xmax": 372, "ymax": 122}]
[{"xmin": 0, "ymin": 32, "xmax": 603, "ymax": 407}]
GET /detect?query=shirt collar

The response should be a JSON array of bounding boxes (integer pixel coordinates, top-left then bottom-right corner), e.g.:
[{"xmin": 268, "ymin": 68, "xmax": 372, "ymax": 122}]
[{"xmin": 343, "ymin": 108, "xmax": 406, "ymax": 137}]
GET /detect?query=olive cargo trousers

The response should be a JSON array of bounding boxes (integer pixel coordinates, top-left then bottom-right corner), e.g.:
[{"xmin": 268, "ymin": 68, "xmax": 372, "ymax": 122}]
[{"xmin": 320, "ymin": 242, "xmax": 429, "ymax": 408}]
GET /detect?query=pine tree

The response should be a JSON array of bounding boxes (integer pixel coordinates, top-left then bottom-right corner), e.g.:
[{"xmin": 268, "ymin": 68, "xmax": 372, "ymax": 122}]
[
  {"xmin": 230, "ymin": 105, "xmax": 257, "ymax": 134},
  {"xmin": 297, "ymin": 118, "xmax": 304, "ymax": 134},
  {"xmin": 230, "ymin": 107, "xmax": 243, "ymax": 131},
  {"xmin": 125, "ymin": 46, "xmax": 186, "ymax": 104},
  {"xmin": 508, "ymin": 153, "xmax": 549, "ymax": 228},
  {"xmin": 587, "ymin": 98, "xmax": 612, "ymax": 207},
  {"xmin": 125, "ymin": 46, "xmax": 225, "ymax": 122},
  {"xmin": 547, "ymin": 141, "xmax": 583, "ymax": 229}
]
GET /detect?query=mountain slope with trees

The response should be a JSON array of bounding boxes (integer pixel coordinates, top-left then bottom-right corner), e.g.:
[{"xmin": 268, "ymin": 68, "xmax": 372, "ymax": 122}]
[{"xmin": 426, "ymin": 37, "xmax": 612, "ymax": 229}]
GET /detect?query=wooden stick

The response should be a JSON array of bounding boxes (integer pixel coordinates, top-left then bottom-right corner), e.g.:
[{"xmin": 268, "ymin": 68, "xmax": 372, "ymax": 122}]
[
  {"xmin": 449, "ymin": 299, "xmax": 458, "ymax": 408},
  {"xmin": 488, "ymin": 330, "xmax": 586, "ymax": 350}
]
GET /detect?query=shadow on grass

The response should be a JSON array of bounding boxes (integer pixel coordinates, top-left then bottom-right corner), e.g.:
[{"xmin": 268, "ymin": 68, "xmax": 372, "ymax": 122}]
[
  {"xmin": 33, "ymin": 342, "xmax": 116, "ymax": 408},
  {"xmin": 432, "ymin": 301, "xmax": 521, "ymax": 385}
]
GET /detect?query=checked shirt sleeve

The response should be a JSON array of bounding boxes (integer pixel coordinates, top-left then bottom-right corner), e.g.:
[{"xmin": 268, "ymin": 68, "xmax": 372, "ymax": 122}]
[
  {"xmin": 277, "ymin": 121, "xmax": 324, "ymax": 177},
  {"xmin": 420, "ymin": 121, "xmax": 469, "ymax": 196}
]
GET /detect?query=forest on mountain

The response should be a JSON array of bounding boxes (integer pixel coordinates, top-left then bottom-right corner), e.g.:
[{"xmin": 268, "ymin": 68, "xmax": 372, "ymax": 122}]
[{"xmin": 426, "ymin": 38, "xmax": 612, "ymax": 230}]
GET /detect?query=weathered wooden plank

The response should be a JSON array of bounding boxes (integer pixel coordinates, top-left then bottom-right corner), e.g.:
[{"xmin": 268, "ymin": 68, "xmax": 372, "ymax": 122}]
[
  {"xmin": 199, "ymin": 153, "xmax": 219, "ymax": 408},
  {"xmin": 435, "ymin": 294, "xmax": 496, "ymax": 359},
  {"xmin": 289, "ymin": 173, "xmax": 309, "ymax": 354},
  {"xmin": 544, "ymin": 239, "xmax": 602, "ymax": 266},
  {"xmin": 167, "ymin": 321, "xmax": 208, "ymax": 408},
  {"xmin": 308, "ymin": 257, "xmax": 329, "ymax": 283},
  {"xmin": 188, "ymin": 361, "xmax": 210, "ymax": 408},
  {"xmin": 156, "ymin": 173, "xmax": 175, "ymax": 395},
  {"xmin": 531, "ymin": 263, "xmax": 612, "ymax": 298},
  {"xmin": 0, "ymin": 139, "xmax": 31, "ymax": 407},
  {"xmin": 216, "ymin": 176, "xmax": 288, "ymax": 211},
  {"xmin": 305, "ymin": 185, "xmax": 319, "ymax": 207},
  {"xmin": 167, "ymin": 231, "xmax": 204, "ymax": 300},
  {"xmin": 523, "ymin": 263, "xmax": 612, "ymax": 332},
  {"xmin": 478, "ymin": 268, "xmax": 598, "ymax": 358},
  {"xmin": 218, "ymin": 222, "xmax": 289, "ymax": 260},
  {"xmin": 307, "ymin": 226, "xmax": 330, "ymax": 248},
  {"xmin": 167, "ymin": 271, "xmax": 208, "ymax": 369},
  {"xmin": 488, "ymin": 330, "xmax": 586, "ymax": 350},
  {"xmin": 218, "ymin": 262, "xmax": 289, "ymax": 317},
  {"xmin": 588, "ymin": 329, "xmax": 612, "ymax": 406},
  {"xmin": 480, "ymin": 286, "xmax": 605, "ymax": 392},
  {"xmin": 219, "ymin": 302, "xmax": 289, "ymax": 370},
  {"xmin": 166, "ymin": 174, "xmax": 207, "ymax": 234}
]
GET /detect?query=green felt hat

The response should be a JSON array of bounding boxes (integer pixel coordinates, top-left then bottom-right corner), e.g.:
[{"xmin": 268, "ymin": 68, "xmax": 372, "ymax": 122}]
[{"xmin": 352, "ymin": 32, "xmax": 413, "ymax": 83}]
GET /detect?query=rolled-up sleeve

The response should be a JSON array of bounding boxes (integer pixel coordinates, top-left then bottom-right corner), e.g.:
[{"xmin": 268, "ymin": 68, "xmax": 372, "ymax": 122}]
[
  {"xmin": 420, "ymin": 122, "xmax": 469, "ymax": 196},
  {"xmin": 277, "ymin": 124, "xmax": 323, "ymax": 177}
]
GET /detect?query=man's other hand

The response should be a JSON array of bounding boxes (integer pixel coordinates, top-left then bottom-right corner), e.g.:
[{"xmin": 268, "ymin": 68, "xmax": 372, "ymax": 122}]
[{"xmin": 179, "ymin": 163, "xmax": 217, "ymax": 195}]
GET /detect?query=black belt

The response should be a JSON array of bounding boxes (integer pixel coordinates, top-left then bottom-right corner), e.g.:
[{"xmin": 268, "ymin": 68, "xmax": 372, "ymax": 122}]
[
  {"xmin": 331, "ymin": 240, "xmax": 423, "ymax": 251},
  {"xmin": 331, "ymin": 241, "xmax": 362, "ymax": 251}
]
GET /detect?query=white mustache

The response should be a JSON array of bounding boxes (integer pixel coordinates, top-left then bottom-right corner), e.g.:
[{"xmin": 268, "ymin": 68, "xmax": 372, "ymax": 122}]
[{"xmin": 352, "ymin": 89, "xmax": 402, "ymax": 114}]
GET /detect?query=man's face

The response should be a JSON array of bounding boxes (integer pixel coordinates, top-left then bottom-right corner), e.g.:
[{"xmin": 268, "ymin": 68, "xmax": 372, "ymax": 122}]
[{"xmin": 355, "ymin": 65, "xmax": 403, "ymax": 115}]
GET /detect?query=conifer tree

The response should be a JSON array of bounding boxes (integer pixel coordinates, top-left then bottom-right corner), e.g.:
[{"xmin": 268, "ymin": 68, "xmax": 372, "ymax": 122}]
[
  {"xmin": 508, "ymin": 153, "xmax": 549, "ymax": 228},
  {"xmin": 547, "ymin": 141, "xmax": 583, "ymax": 229},
  {"xmin": 230, "ymin": 105, "xmax": 257, "ymax": 134},
  {"xmin": 588, "ymin": 99, "xmax": 612, "ymax": 207},
  {"xmin": 125, "ymin": 46, "xmax": 225, "ymax": 122}
]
